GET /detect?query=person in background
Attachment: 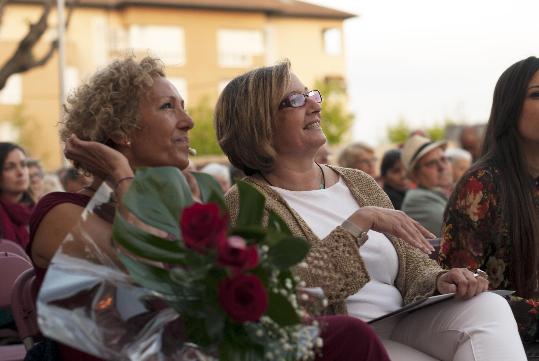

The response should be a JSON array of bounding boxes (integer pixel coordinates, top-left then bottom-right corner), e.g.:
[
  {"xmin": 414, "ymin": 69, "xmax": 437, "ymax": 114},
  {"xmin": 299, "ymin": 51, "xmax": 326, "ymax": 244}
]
[
  {"xmin": 315, "ymin": 143, "xmax": 331, "ymax": 164},
  {"xmin": 459, "ymin": 125, "xmax": 483, "ymax": 163},
  {"xmin": 42, "ymin": 173, "xmax": 65, "ymax": 195},
  {"xmin": 400, "ymin": 135, "xmax": 449, "ymax": 237},
  {"xmin": 57, "ymin": 166, "xmax": 93, "ymax": 193},
  {"xmin": 27, "ymin": 159, "xmax": 46, "ymax": 202},
  {"xmin": 440, "ymin": 56, "xmax": 539, "ymax": 355},
  {"xmin": 445, "ymin": 147, "xmax": 472, "ymax": 185},
  {"xmin": 215, "ymin": 60, "xmax": 525, "ymax": 361},
  {"xmin": 380, "ymin": 149, "xmax": 409, "ymax": 210},
  {"xmin": 0, "ymin": 142, "xmax": 34, "ymax": 248},
  {"xmin": 200, "ymin": 162, "xmax": 232, "ymax": 193},
  {"xmin": 337, "ymin": 142, "xmax": 378, "ymax": 179}
]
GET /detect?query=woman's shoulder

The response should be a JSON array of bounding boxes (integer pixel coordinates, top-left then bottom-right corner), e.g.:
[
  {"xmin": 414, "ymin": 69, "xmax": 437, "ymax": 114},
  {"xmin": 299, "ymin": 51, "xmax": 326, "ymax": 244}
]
[
  {"xmin": 454, "ymin": 165, "xmax": 500, "ymax": 196},
  {"xmin": 327, "ymin": 165, "xmax": 393, "ymax": 208},
  {"xmin": 30, "ymin": 192, "xmax": 90, "ymax": 238}
]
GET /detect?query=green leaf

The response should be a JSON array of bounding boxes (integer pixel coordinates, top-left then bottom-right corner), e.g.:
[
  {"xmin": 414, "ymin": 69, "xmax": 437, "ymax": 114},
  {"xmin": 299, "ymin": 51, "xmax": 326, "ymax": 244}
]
[
  {"xmin": 267, "ymin": 236, "xmax": 310, "ymax": 270},
  {"xmin": 267, "ymin": 210, "xmax": 292, "ymax": 236},
  {"xmin": 229, "ymin": 225, "xmax": 266, "ymax": 243},
  {"xmin": 204, "ymin": 306, "xmax": 225, "ymax": 341},
  {"xmin": 117, "ymin": 254, "xmax": 174, "ymax": 295},
  {"xmin": 191, "ymin": 171, "xmax": 226, "ymax": 210},
  {"xmin": 113, "ymin": 213, "xmax": 186, "ymax": 264},
  {"xmin": 236, "ymin": 181, "xmax": 265, "ymax": 227},
  {"xmin": 266, "ymin": 291, "xmax": 300, "ymax": 326},
  {"xmin": 123, "ymin": 167, "xmax": 193, "ymax": 239}
]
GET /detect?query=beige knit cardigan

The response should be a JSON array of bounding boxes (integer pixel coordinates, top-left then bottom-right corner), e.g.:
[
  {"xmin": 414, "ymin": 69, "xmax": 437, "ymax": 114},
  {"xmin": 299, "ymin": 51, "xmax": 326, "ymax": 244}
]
[{"xmin": 224, "ymin": 165, "xmax": 446, "ymax": 314}]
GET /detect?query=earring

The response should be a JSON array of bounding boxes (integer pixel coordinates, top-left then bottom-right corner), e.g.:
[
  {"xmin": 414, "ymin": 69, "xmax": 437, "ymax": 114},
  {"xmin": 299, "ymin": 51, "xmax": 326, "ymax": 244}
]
[{"xmin": 125, "ymin": 140, "xmax": 131, "ymax": 147}]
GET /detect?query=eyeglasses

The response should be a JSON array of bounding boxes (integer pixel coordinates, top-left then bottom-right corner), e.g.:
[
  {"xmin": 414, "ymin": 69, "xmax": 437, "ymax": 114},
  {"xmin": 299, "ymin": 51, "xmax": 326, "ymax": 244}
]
[
  {"xmin": 419, "ymin": 156, "xmax": 448, "ymax": 169},
  {"xmin": 279, "ymin": 90, "xmax": 322, "ymax": 109}
]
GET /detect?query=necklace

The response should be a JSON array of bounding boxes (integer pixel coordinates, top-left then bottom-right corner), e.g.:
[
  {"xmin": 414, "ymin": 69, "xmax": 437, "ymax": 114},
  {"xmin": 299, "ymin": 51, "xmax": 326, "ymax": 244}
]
[{"xmin": 260, "ymin": 163, "xmax": 326, "ymax": 190}]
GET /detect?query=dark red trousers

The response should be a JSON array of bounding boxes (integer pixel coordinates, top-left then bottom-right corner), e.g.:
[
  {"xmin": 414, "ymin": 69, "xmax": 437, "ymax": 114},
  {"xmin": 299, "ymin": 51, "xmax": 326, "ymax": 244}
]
[{"xmin": 315, "ymin": 315, "xmax": 391, "ymax": 361}]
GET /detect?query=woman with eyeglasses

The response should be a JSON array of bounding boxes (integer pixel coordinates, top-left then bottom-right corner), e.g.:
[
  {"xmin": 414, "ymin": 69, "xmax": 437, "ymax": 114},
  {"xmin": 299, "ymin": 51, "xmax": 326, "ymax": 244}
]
[
  {"xmin": 440, "ymin": 56, "xmax": 539, "ymax": 355},
  {"xmin": 0, "ymin": 142, "xmax": 34, "ymax": 248},
  {"xmin": 216, "ymin": 60, "xmax": 526, "ymax": 361}
]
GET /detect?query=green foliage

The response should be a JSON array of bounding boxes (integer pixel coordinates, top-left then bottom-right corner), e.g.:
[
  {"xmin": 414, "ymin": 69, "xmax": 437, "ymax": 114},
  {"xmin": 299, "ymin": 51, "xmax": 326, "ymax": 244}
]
[
  {"xmin": 387, "ymin": 116, "xmax": 455, "ymax": 143},
  {"xmin": 187, "ymin": 96, "xmax": 223, "ymax": 156},
  {"xmin": 314, "ymin": 79, "xmax": 354, "ymax": 145},
  {"xmin": 387, "ymin": 117, "xmax": 411, "ymax": 144}
]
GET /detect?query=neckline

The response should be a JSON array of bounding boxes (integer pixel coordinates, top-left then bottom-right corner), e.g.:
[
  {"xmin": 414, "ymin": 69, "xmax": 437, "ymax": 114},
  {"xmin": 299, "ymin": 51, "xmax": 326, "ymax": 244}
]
[{"xmin": 259, "ymin": 163, "xmax": 326, "ymax": 190}]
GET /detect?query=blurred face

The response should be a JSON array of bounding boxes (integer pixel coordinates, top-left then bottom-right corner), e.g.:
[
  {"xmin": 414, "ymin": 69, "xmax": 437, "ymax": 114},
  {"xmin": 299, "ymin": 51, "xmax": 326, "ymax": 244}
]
[
  {"xmin": 451, "ymin": 157, "xmax": 471, "ymax": 183},
  {"xmin": 412, "ymin": 147, "xmax": 449, "ymax": 189},
  {"xmin": 354, "ymin": 150, "xmax": 377, "ymax": 177},
  {"xmin": 1, "ymin": 149, "xmax": 29, "ymax": 198},
  {"xmin": 383, "ymin": 159, "xmax": 409, "ymax": 191},
  {"xmin": 273, "ymin": 73, "xmax": 325, "ymax": 158},
  {"xmin": 28, "ymin": 164, "xmax": 45, "ymax": 196},
  {"xmin": 129, "ymin": 77, "xmax": 194, "ymax": 170},
  {"xmin": 518, "ymin": 70, "xmax": 539, "ymax": 147}
]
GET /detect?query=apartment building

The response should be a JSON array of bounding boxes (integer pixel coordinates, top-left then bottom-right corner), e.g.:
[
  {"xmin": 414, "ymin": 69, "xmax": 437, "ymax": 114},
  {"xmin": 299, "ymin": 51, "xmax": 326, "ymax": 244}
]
[{"xmin": 0, "ymin": 0, "xmax": 354, "ymax": 168}]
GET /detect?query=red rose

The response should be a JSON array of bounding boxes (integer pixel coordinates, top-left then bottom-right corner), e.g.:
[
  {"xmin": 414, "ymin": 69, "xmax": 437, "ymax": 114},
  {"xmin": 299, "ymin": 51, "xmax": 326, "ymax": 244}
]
[
  {"xmin": 218, "ymin": 236, "xmax": 259, "ymax": 271},
  {"xmin": 180, "ymin": 203, "xmax": 227, "ymax": 252},
  {"xmin": 218, "ymin": 274, "xmax": 268, "ymax": 322}
]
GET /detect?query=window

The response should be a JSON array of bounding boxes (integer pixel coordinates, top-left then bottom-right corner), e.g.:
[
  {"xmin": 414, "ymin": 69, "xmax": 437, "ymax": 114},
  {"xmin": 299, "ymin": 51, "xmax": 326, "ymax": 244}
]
[
  {"xmin": 0, "ymin": 122, "xmax": 19, "ymax": 142},
  {"xmin": 168, "ymin": 77, "xmax": 188, "ymax": 104},
  {"xmin": 217, "ymin": 29, "xmax": 264, "ymax": 68},
  {"xmin": 129, "ymin": 25, "xmax": 186, "ymax": 65},
  {"xmin": 323, "ymin": 28, "xmax": 342, "ymax": 56},
  {"xmin": 0, "ymin": 75, "xmax": 22, "ymax": 105}
]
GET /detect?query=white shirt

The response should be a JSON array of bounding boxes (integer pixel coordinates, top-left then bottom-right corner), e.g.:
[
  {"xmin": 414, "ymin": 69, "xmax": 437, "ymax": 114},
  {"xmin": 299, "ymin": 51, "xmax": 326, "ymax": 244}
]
[{"xmin": 272, "ymin": 177, "xmax": 403, "ymax": 321}]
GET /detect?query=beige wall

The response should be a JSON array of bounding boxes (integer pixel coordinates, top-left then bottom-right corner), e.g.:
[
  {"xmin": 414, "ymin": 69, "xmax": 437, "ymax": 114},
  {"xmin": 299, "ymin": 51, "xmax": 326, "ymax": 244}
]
[{"xmin": 0, "ymin": 4, "xmax": 348, "ymax": 169}]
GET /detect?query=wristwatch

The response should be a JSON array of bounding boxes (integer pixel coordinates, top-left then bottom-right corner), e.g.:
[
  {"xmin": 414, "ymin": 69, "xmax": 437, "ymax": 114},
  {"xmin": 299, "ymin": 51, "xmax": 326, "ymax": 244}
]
[{"xmin": 341, "ymin": 220, "xmax": 369, "ymax": 246}]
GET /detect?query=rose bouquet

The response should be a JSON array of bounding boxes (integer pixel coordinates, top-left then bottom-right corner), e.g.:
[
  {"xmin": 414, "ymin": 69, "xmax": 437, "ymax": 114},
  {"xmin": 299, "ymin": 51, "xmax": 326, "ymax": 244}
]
[{"xmin": 111, "ymin": 167, "xmax": 321, "ymax": 360}]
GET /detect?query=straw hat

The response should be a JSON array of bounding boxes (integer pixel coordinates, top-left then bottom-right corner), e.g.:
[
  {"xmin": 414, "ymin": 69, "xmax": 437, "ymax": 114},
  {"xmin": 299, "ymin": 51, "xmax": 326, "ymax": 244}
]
[{"xmin": 401, "ymin": 135, "xmax": 447, "ymax": 172}]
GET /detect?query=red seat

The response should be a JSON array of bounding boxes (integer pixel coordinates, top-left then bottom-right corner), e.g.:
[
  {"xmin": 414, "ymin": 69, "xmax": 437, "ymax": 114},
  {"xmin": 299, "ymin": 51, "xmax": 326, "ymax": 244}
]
[
  {"xmin": 0, "ymin": 252, "xmax": 32, "ymax": 361},
  {"xmin": 10, "ymin": 268, "xmax": 40, "ymax": 350},
  {"xmin": 0, "ymin": 240, "xmax": 30, "ymax": 262}
]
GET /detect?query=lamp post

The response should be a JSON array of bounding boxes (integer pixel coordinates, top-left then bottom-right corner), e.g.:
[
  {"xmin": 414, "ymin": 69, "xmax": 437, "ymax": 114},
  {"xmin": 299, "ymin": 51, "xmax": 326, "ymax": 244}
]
[{"xmin": 56, "ymin": 0, "xmax": 67, "ymax": 166}]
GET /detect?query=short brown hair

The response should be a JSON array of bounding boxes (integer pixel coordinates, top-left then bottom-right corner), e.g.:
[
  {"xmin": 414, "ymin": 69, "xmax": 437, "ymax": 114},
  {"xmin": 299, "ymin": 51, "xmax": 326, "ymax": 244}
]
[
  {"xmin": 214, "ymin": 60, "xmax": 291, "ymax": 175},
  {"xmin": 60, "ymin": 56, "xmax": 164, "ymax": 146},
  {"xmin": 337, "ymin": 142, "xmax": 374, "ymax": 169}
]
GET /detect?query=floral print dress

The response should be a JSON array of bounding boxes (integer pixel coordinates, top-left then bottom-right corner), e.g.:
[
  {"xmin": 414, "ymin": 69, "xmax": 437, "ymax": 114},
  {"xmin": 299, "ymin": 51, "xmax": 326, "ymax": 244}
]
[{"xmin": 439, "ymin": 165, "xmax": 539, "ymax": 344}]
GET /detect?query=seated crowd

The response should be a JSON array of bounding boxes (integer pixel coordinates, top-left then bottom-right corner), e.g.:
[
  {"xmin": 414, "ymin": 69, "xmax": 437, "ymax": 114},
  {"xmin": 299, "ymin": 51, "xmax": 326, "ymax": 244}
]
[{"xmin": 0, "ymin": 55, "xmax": 537, "ymax": 361}]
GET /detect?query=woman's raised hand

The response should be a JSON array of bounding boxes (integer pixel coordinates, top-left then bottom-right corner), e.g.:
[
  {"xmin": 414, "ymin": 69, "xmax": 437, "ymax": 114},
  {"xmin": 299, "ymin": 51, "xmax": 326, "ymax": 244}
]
[
  {"xmin": 436, "ymin": 268, "xmax": 489, "ymax": 299},
  {"xmin": 345, "ymin": 206, "xmax": 436, "ymax": 254},
  {"xmin": 64, "ymin": 134, "xmax": 133, "ymax": 182}
]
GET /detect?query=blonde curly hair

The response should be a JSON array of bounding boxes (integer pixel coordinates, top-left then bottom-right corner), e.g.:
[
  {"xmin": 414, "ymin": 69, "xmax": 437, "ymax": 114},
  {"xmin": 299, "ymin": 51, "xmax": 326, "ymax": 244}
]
[{"xmin": 60, "ymin": 56, "xmax": 165, "ymax": 145}]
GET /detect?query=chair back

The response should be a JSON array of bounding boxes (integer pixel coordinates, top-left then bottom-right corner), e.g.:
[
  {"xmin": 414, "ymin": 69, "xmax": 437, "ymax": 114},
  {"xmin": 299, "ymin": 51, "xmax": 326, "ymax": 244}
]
[
  {"xmin": 0, "ymin": 252, "xmax": 32, "ymax": 308},
  {"xmin": 0, "ymin": 239, "xmax": 30, "ymax": 262},
  {"xmin": 11, "ymin": 268, "xmax": 40, "ymax": 350}
]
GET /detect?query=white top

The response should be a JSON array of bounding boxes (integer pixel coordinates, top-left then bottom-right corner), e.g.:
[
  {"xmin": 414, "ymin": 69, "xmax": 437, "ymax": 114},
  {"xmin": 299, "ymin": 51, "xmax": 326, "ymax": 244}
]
[{"xmin": 272, "ymin": 177, "xmax": 403, "ymax": 322}]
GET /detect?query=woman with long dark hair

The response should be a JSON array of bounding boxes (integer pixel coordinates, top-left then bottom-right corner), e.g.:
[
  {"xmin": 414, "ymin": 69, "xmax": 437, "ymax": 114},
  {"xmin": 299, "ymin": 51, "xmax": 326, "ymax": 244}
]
[
  {"xmin": 0, "ymin": 142, "xmax": 34, "ymax": 248},
  {"xmin": 440, "ymin": 56, "xmax": 539, "ymax": 350}
]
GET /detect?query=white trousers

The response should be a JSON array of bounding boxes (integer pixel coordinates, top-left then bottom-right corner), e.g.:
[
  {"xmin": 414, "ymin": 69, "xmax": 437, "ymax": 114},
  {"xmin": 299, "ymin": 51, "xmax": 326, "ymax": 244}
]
[{"xmin": 371, "ymin": 292, "xmax": 526, "ymax": 361}]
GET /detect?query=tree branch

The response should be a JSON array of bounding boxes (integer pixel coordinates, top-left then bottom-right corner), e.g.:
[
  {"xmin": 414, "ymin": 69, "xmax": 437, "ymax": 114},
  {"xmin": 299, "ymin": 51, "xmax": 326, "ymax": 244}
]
[{"xmin": 0, "ymin": 0, "xmax": 76, "ymax": 90}]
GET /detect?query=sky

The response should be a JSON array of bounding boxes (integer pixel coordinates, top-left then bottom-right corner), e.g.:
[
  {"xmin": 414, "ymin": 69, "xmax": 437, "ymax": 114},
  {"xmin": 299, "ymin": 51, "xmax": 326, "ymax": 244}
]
[{"xmin": 305, "ymin": 0, "xmax": 539, "ymax": 145}]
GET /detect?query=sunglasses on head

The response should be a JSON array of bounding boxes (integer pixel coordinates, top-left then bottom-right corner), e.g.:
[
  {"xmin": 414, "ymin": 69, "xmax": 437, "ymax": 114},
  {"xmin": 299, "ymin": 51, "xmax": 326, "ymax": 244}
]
[{"xmin": 279, "ymin": 90, "xmax": 322, "ymax": 109}]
